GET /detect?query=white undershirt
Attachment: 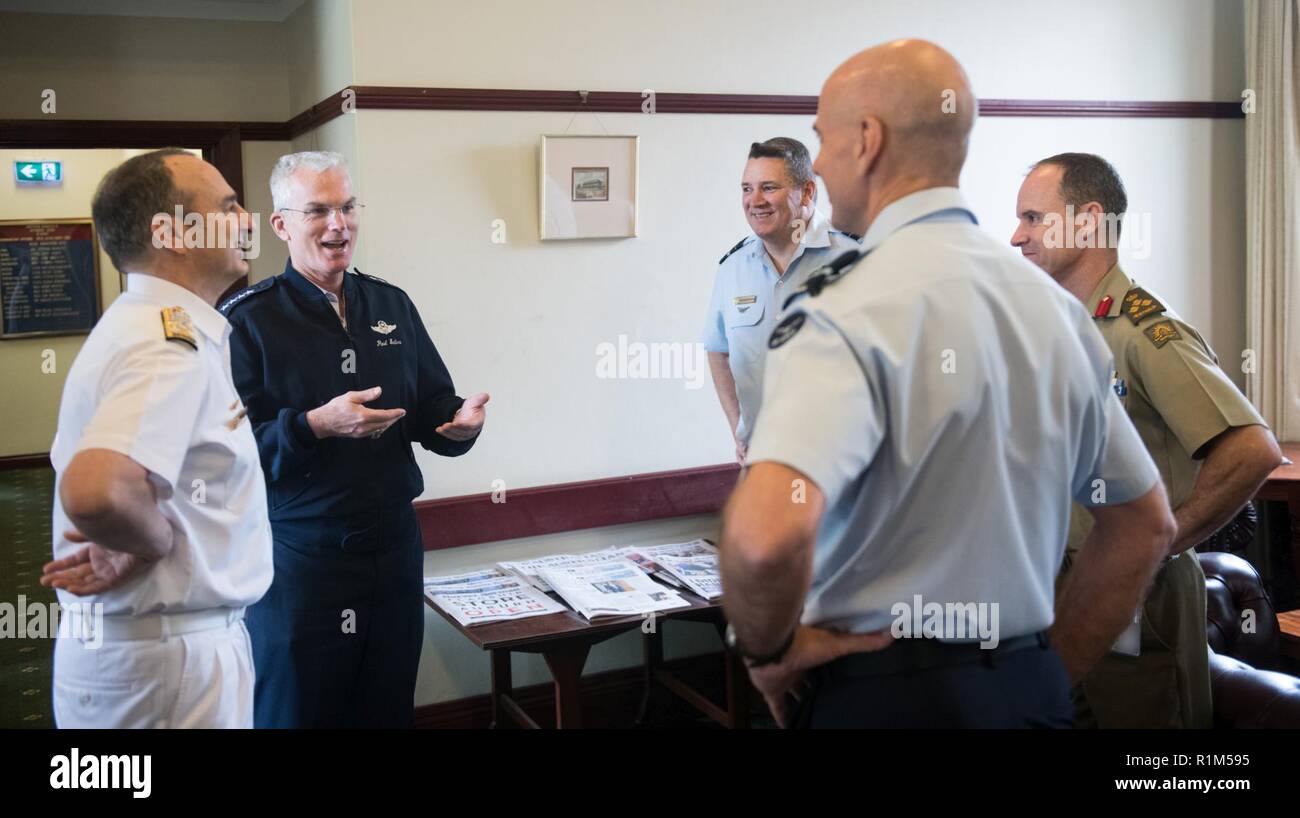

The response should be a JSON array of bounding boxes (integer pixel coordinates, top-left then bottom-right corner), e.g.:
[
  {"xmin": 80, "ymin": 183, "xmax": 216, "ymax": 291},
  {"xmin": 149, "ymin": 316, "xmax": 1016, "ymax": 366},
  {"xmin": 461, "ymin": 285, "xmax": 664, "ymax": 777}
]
[{"xmin": 307, "ymin": 277, "xmax": 347, "ymax": 329}]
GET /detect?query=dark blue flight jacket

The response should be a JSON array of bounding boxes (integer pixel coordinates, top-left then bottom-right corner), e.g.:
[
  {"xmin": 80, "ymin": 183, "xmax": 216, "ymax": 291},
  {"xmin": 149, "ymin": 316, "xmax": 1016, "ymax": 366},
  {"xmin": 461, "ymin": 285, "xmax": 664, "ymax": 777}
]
[{"xmin": 220, "ymin": 261, "xmax": 475, "ymax": 526}]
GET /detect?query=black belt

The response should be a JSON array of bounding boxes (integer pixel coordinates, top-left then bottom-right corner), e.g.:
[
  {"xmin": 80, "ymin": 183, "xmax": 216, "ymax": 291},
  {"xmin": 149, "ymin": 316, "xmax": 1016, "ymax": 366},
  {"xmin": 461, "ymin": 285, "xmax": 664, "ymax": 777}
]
[
  {"xmin": 823, "ymin": 631, "xmax": 1050, "ymax": 679},
  {"xmin": 272, "ymin": 503, "xmax": 417, "ymax": 554}
]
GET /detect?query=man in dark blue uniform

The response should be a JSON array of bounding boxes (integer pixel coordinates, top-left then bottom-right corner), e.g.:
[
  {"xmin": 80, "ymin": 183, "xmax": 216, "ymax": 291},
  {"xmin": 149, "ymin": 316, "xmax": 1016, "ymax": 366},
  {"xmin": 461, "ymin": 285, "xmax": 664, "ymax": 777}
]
[{"xmin": 221, "ymin": 151, "xmax": 488, "ymax": 727}]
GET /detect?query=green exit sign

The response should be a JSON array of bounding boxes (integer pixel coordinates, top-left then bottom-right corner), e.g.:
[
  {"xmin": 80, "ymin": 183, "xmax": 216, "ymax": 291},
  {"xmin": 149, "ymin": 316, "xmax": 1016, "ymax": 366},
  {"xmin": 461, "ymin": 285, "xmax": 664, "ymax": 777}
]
[{"xmin": 14, "ymin": 161, "xmax": 62, "ymax": 184}]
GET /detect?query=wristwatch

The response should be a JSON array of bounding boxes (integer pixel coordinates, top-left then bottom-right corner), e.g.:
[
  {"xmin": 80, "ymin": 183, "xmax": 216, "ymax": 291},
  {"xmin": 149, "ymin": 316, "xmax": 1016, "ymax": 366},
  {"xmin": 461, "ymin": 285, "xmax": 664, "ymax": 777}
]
[{"xmin": 725, "ymin": 622, "xmax": 795, "ymax": 667}]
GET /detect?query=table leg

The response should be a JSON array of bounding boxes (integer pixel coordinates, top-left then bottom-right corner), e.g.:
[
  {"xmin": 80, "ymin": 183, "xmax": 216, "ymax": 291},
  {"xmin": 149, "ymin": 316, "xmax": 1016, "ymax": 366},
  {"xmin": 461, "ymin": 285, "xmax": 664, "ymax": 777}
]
[
  {"xmin": 1289, "ymin": 501, "xmax": 1300, "ymax": 588},
  {"xmin": 724, "ymin": 646, "xmax": 751, "ymax": 729},
  {"xmin": 713, "ymin": 618, "xmax": 751, "ymax": 729},
  {"xmin": 489, "ymin": 648, "xmax": 512, "ymax": 729},
  {"xmin": 543, "ymin": 642, "xmax": 592, "ymax": 728},
  {"xmin": 635, "ymin": 627, "xmax": 665, "ymax": 726}
]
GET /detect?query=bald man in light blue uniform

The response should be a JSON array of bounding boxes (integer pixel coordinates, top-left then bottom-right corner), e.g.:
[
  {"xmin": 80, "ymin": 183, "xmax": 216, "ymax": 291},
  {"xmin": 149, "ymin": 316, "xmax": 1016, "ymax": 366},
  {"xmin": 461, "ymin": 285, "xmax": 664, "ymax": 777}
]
[
  {"xmin": 703, "ymin": 137, "xmax": 859, "ymax": 463},
  {"xmin": 718, "ymin": 40, "xmax": 1177, "ymax": 729}
]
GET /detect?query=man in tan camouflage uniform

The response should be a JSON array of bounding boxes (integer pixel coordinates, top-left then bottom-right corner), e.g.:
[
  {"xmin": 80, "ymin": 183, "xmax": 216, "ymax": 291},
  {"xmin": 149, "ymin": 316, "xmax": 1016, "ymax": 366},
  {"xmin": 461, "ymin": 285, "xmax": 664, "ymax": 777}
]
[{"xmin": 1012, "ymin": 152, "xmax": 1283, "ymax": 727}]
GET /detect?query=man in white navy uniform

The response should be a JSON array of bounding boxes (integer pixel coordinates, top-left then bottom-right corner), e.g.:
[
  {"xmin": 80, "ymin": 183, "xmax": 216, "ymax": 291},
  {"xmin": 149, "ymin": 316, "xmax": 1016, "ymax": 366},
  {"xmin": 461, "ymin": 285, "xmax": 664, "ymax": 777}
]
[
  {"xmin": 717, "ymin": 40, "xmax": 1177, "ymax": 728},
  {"xmin": 703, "ymin": 137, "xmax": 859, "ymax": 463},
  {"xmin": 41, "ymin": 149, "xmax": 272, "ymax": 728}
]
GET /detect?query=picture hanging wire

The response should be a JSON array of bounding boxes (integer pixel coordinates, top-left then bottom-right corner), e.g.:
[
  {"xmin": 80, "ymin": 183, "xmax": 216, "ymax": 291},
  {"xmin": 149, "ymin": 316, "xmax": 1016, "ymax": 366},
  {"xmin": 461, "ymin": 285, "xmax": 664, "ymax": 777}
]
[{"xmin": 562, "ymin": 90, "xmax": 611, "ymax": 135}]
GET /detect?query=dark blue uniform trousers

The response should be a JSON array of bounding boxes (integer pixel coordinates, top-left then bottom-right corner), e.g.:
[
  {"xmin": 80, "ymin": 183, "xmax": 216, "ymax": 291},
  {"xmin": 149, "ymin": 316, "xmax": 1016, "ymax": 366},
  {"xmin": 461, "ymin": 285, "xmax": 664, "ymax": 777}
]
[
  {"xmin": 247, "ymin": 504, "xmax": 424, "ymax": 728},
  {"xmin": 791, "ymin": 633, "xmax": 1074, "ymax": 728}
]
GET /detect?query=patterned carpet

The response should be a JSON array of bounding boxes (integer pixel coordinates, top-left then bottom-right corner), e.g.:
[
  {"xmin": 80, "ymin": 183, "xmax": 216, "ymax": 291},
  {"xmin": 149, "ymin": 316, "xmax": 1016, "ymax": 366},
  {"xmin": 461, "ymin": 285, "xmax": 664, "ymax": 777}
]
[{"xmin": 0, "ymin": 468, "xmax": 56, "ymax": 728}]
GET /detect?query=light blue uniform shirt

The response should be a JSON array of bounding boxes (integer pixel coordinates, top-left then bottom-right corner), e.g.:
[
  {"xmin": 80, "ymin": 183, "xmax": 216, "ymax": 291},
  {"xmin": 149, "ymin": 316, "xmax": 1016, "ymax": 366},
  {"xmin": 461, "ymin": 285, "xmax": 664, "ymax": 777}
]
[
  {"xmin": 746, "ymin": 187, "xmax": 1160, "ymax": 639},
  {"xmin": 702, "ymin": 209, "xmax": 859, "ymax": 442}
]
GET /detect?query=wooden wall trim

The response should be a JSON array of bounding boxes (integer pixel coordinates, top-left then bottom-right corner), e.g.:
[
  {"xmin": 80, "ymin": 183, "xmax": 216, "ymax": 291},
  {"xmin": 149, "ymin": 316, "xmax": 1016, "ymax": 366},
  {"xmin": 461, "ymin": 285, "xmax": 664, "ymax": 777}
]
[
  {"xmin": 0, "ymin": 454, "xmax": 52, "ymax": 472},
  {"xmin": 0, "ymin": 119, "xmax": 250, "ymax": 203},
  {"xmin": 285, "ymin": 89, "xmax": 349, "ymax": 140},
  {"xmin": 414, "ymin": 463, "xmax": 739, "ymax": 551},
  {"xmin": 0, "ymin": 93, "xmax": 1245, "ymax": 150},
  {"xmin": 977, "ymin": 99, "xmax": 1243, "ymax": 118},
  {"xmin": 347, "ymin": 87, "xmax": 1246, "ymax": 120},
  {"xmin": 2, "ymin": 453, "xmax": 736, "ymax": 543},
  {"xmin": 0, "ymin": 119, "xmax": 247, "ymax": 146},
  {"xmin": 274, "ymin": 87, "xmax": 1245, "ymax": 139},
  {"xmin": 350, "ymin": 86, "xmax": 818, "ymax": 115},
  {"xmin": 239, "ymin": 121, "xmax": 292, "ymax": 141}
]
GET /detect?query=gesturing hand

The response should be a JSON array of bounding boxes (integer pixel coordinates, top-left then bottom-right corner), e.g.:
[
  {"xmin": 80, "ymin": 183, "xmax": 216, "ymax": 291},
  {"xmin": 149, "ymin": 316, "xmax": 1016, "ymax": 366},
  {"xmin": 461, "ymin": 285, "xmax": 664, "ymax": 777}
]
[
  {"xmin": 40, "ymin": 530, "xmax": 151, "ymax": 596},
  {"xmin": 307, "ymin": 386, "xmax": 406, "ymax": 439},
  {"xmin": 435, "ymin": 392, "xmax": 489, "ymax": 441}
]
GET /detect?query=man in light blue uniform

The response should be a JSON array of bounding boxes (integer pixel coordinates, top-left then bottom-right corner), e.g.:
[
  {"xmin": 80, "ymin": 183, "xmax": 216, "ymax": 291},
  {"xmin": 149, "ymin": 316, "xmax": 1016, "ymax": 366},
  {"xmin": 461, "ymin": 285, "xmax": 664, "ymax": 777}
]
[
  {"xmin": 718, "ymin": 40, "xmax": 1177, "ymax": 728},
  {"xmin": 703, "ymin": 137, "xmax": 859, "ymax": 462}
]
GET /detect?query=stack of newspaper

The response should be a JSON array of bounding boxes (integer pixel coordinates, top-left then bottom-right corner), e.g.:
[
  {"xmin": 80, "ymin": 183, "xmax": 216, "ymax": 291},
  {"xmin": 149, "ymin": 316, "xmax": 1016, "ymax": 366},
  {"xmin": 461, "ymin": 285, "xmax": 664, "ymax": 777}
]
[
  {"xmin": 619, "ymin": 540, "xmax": 722, "ymax": 600},
  {"xmin": 497, "ymin": 547, "xmax": 630, "ymax": 594},
  {"xmin": 427, "ymin": 540, "xmax": 723, "ymax": 626},
  {"xmin": 499, "ymin": 547, "xmax": 692, "ymax": 620},
  {"xmin": 423, "ymin": 568, "xmax": 567, "ymax": 627}
]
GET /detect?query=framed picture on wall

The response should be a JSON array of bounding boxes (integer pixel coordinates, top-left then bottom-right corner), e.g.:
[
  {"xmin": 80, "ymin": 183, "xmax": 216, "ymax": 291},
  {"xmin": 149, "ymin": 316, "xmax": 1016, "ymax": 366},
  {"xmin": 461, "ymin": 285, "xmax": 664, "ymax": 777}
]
[
  {"xmin": 540, "ymin": 135, "xmax": 638, "ymax": 240},
  {"xmin": 0, "ymin": 218, "xmax": 102, "ymax": 339}
]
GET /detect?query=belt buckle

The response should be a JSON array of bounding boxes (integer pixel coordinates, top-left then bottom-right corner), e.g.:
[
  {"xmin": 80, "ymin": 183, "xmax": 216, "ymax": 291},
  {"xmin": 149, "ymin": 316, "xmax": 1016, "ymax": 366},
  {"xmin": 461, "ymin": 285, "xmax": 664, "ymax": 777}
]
[{"xmin": 77, "ymin": 609, "xmax": 98, "ymax": 645}]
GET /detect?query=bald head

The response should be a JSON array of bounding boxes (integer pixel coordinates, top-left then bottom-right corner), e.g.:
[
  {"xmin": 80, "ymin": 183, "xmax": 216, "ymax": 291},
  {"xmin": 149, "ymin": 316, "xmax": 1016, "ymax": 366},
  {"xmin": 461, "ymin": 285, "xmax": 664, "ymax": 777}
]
[{"xmin": 812, "ymin": 39, "xmax": 976, "ymax": 234}]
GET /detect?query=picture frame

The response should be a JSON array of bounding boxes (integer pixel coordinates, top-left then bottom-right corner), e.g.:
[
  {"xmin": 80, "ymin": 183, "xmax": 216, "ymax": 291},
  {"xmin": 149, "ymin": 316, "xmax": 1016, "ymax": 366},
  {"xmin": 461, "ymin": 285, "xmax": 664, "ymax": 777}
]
[
  {"xmin": 539, "ymin": 135, "xmax": 639, "ymax": 240},
  {"xmin": 0, "ymin": 218, "xmax": 102, "ymax": 339}
]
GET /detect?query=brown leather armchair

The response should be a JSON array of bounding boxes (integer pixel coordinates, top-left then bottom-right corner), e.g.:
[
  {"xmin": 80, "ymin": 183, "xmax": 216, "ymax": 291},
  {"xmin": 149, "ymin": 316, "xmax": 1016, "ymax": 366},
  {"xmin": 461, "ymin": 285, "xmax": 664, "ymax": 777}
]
[{"xmin": 1198, "ymin": 551, "xmax": 1300, "ymax": 728}]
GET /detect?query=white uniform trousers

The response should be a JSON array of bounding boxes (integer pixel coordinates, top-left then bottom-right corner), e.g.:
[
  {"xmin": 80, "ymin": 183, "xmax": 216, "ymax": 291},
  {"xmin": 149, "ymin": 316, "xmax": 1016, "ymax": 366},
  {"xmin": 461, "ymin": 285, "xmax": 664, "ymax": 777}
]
[{"xmin": 53, "ymin": 608, "xmax": 254, "ymax": 729}]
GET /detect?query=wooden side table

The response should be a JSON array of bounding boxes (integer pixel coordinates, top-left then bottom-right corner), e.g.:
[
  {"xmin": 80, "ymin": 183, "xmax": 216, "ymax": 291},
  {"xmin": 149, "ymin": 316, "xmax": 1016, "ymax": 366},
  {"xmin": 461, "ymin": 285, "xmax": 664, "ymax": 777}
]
[
  {"xmin": 427, "ymin": 591, "xmax": 749, "ymax": 729},
  {"xmin": 1277, "ymin": 609, "xmax": 1300, "ymax": 662},
  {"xmin": 1252, "ymin": 442, "xmax": 1300, "ymax": 604}
]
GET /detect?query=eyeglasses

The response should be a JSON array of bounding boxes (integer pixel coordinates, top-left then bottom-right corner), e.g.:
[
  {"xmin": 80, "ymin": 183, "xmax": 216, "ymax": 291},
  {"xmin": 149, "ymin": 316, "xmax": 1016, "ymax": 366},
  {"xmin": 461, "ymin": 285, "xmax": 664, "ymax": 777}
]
[{"xmin": 279, "ymin": 202, "xmax": 365, "ymax": 223}]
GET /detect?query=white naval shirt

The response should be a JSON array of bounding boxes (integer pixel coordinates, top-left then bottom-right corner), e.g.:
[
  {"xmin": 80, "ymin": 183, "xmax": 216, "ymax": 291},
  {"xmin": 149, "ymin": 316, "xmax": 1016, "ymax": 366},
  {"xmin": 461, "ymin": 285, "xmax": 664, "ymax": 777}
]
[{"xmin": 50, "ymin": 273, "xmax": 273, "ymax": 617}]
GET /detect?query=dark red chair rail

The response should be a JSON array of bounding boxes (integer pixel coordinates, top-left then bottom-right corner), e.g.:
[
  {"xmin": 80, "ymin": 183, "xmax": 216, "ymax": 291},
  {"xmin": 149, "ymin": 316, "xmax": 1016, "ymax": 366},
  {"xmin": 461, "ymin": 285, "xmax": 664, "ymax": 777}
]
[
  {"xmin": 414, "ymin": 463, "xmax": 739, "ymax": 550},
  {"xmin": 0, "ymin": 90, "xmax": 1245, "ymax": 147}
]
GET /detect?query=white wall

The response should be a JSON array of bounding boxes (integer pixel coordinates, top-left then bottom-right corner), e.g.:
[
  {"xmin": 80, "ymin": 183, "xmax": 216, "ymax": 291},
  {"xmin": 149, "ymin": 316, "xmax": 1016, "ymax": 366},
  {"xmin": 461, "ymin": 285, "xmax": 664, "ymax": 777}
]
[
  {"xmin": 0, "ymin": 0, "xmax": 1250, "ymax": 709},
  {"xmin": 0, "ymin": 145, "xmax": 289, "ymax": 457},
  {"xmin": 0, "ymin": 12, "xmax": 290, "ymax": 120},
  {"xmin": 284, "ymin": 0, "xmax": 355, "ymax": 114},
  {"xmin": 350, "ymin": 109, "xmax": 1248, "ymax": 503},
  {"xmin": 331, "ymin": 0, "xmax": 1251, "ymax": 707},
  {"xmin": 352, "ymin": 0, "xmax": 1243, "ymax": 100},
  {"xmin": 240, "ymin": 140, "xmax": 294, "ymax": 283},
  {"xmin": 966, "ymin": 117, "xmax": 1248, "ymax": 380},
  {"xmin": 353, "ymin": 109, "xmax": 793, "ymax": 497},
  {"xmin": 338, "ymin": 0, "xmax": 1248, "ymax": 505},
  {"xmin": 0, "ymin": 149, "xmax": 128, "ymax": 456}
]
